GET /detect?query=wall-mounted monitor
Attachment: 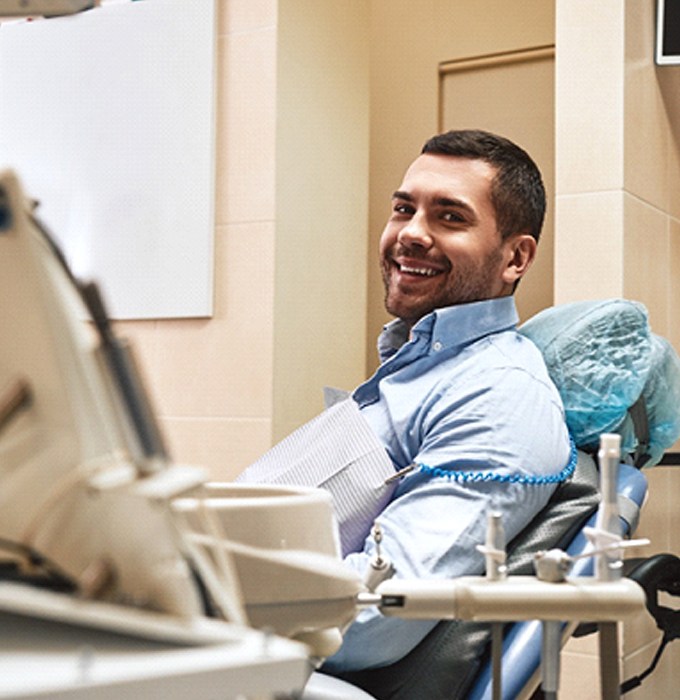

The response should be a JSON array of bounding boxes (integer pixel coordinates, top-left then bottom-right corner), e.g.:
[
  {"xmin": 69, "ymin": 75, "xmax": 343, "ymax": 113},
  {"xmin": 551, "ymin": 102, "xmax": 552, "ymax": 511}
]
[{"xmin": 657, "ymin": 0, "xmax": 680, "ymax": 65}]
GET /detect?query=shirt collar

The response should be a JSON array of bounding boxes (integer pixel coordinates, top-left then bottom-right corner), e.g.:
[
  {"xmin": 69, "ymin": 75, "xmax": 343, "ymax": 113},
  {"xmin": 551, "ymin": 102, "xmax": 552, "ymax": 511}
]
[{"xmin": 377, "ymin": 296, "xmax": 519, "ymax": 363}]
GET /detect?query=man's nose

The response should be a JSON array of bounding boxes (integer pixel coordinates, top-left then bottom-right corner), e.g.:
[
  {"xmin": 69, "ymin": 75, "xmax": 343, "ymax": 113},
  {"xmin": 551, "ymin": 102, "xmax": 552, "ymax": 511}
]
[{"xmin": 397, "ymin": 213, "xmax": 433, "ymax": 249}]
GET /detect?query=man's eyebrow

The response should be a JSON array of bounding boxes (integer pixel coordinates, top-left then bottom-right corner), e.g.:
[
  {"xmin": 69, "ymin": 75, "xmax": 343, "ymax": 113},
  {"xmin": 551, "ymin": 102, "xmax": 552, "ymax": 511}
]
[
  {"xmin": 434, "ymin": 196, "xmax": 473, "ymax": 211},
  {"xmin": 392, "ymin": 190, "xmax": 413, "ymax": 201}
]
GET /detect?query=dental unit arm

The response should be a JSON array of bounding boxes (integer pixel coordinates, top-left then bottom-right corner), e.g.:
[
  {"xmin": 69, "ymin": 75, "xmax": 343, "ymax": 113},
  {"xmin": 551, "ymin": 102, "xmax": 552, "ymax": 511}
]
[
  {"xmin": 0, "ymin": 169, "xmax": 362, "ymax": 664},
  {"xmin": 0, "ymin": 170, "xmax": 207, "ymax": 616}
]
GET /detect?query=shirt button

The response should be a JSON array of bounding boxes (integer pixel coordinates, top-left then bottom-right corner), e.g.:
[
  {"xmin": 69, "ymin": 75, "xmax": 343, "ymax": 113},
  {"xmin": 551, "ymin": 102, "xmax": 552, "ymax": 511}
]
[{"xmin": 433, "ymin": 341, "xmax": 443, "ymax": 352}]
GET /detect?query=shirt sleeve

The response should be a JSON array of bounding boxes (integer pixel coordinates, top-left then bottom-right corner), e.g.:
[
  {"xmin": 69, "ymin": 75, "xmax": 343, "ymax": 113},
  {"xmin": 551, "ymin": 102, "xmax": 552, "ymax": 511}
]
[{"xmin": 323, "ymin": 364, "xmax": 570, "ymax": 673}]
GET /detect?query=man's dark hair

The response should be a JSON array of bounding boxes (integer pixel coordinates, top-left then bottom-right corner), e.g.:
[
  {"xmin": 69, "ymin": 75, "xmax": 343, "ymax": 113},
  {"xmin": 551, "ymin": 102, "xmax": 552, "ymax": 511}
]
[{"xmin": 421, "ymin": 129, "xmax": 546, "ymax": 242}]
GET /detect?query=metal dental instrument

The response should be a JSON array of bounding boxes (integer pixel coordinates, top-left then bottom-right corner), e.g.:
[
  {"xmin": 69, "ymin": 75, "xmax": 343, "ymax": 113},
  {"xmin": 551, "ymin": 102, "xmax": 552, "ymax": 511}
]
[
  {"xmin": 363, "ymin": 522, "xmax": 395, "ymax": 592},
  {"xmin": 479, "ymin": 510, "xmax": 507, "ymax": 700},
  {"xmin": 535, "ymin": 537, "xmax": 651, "ymax": 584},
  {"xmin": 595, "ymin": 433, "xmax": 624, "ymax": 582},
  {"xmin": 595, "ymin": 433, "xmax": 625, "ymax": 699},
  {"xmin": 477, "ymin": 510, "xmax": 507, "ymax": 582}
]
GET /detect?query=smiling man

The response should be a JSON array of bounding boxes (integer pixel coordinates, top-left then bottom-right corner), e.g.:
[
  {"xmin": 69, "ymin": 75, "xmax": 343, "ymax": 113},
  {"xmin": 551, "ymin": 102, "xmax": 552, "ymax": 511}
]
[
  {"xmin": 320, "ymin": 130, "xmax": 572, "ymax": 691},
  {"xmin": 381, "ymin": 151, "xmax": 535, "ymax": 322}
]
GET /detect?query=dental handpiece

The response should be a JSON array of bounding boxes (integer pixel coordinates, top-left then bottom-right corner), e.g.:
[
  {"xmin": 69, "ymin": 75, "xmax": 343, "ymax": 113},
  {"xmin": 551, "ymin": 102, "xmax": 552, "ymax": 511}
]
[
  {"xmin": 595, "ymin": 433, "xmax": 623, "ymax": 581},
  {"xmin": 363, "ymin": 522, "xmax": 394, "ymax": 592}
]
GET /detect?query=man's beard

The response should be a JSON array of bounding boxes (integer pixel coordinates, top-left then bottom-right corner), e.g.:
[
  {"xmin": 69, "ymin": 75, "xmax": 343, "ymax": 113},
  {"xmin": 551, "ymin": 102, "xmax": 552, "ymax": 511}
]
[{"xmin": 381, "ymin": 245, "xmax": 504, "ymax": 324}]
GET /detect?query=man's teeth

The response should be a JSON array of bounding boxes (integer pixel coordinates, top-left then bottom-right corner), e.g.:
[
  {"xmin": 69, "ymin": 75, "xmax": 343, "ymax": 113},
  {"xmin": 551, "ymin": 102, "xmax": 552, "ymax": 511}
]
[{"xmin": 400, "ymin": 264, "xmax": 439, "ymax": 277}]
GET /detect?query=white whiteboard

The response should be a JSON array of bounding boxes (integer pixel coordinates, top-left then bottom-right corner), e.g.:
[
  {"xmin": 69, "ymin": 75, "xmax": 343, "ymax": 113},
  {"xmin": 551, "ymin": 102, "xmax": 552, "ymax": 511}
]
[{"xmin": 0, "ymin": 0, "xmax": 215, "ymax": 319}]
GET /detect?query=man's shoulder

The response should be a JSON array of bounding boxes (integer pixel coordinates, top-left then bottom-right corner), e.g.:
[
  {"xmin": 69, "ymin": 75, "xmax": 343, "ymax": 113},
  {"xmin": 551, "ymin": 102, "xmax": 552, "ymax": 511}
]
[
  {"xmin": 485, "ymin": 330, "xmax": 555, "ymax": 383},
  {"xmin": 429, "ymin": 328, "xmax": 556, "ymax": 398}
]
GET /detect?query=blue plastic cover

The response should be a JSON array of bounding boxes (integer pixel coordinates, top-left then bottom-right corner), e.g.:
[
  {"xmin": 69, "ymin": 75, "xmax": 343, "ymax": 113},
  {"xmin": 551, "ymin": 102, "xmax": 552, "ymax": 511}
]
[
  {"xmin": 519, "ymin": 299, "xmax": 680, "ymax": 466},
  {"xmin": 616, "ymin": 334, "xmax": 680, "ymax": 465}
]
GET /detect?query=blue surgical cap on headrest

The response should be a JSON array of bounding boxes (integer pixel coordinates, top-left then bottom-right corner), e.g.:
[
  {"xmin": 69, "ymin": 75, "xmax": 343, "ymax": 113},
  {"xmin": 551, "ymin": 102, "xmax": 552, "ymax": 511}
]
[{"xmin": 519, "ymin": 299, "xmax": 680, "ymax": 466}]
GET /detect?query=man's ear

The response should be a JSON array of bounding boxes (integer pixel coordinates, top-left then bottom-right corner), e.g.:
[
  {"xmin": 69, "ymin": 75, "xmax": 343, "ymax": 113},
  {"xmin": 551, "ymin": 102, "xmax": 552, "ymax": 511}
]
[{"xmin": 501, "ymin": 234, "xmax": 537, "ymax": 285}]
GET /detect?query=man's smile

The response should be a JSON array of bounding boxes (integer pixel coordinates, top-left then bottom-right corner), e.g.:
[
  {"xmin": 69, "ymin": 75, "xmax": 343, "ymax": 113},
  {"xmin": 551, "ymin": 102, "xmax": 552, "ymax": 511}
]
[
  {"xmin": 391, "ymin": 254, "xmax": 447, "ymax": 280},
  {"xmin": 398, "ymin": 263, "xmax": 440, "ymax": 277}
]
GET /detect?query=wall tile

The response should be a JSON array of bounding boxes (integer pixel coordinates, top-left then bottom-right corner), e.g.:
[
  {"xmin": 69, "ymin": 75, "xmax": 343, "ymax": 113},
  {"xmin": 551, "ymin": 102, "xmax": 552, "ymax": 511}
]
[
  {"xmin": 669, "ymin": 468, "xmax": 680, "ymax": 555},
  {"xmin": 559, "ymin": 648, "xmax": 602, "ymax": 699},
  {"xmin": 114, "ymin": 222, "xmax": 275, "ymax": 421},
  {"xmin": 623, "ymin": 0, "xmax": 669, "ymax": 211},
  {"xmin": 141, "ymin": 315, "xmax": 273, "ymax": 419},
  {"xmin": 213, "ymin": 220, "xmax": 275, "ymax": 323},
  {"xmin": 624, "ymin": 74, "xmax": 669, "ymax": 210},
  {"xmin": 161, "ymin": 416, "xmax": 272, "ymax": 480},
  {"xmin": 214, "ymin": 29, "xmax": 277, "ymax": 226},
  {"xmin": 656, "ymin": 66, "xmax": 680, "ymax": 219},
  {"xmin": 623, "ymin": 194, "xmax": 670, "ymax": 335},
  {"xmin": 554, "ymin": 191, "xmax": 625, "ymax": 303},
  {"xmin": 563, "ymin": 629, "xmax": 599, "ymax": 656},
  {"xmin": 217, "ymin": 0, "xmax": 277, "ymax": 36},
  {"xmin": 556, "ymin": 0, "xmax": 625, "ymax": 195},
  {"xmin": 622, "ymin": 609, "xmax": 663, "ymax": 659},
  {"xmin": 670, "ymin": 218, "xmax": 680, "ymax": 350}
]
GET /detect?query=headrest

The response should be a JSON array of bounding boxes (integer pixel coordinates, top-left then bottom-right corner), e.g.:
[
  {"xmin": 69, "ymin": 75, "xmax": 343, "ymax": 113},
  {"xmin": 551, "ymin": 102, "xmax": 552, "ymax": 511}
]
[{"xmin": 519, "ymin": 299, "xmax": 680, "ymax": 466}]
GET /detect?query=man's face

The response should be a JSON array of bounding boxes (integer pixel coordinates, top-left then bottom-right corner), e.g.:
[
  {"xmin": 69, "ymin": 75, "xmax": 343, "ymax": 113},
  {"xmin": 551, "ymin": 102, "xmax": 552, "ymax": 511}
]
[{"xmin": 380, "ymin": 153, "xmax": 519, "ymax": 325}]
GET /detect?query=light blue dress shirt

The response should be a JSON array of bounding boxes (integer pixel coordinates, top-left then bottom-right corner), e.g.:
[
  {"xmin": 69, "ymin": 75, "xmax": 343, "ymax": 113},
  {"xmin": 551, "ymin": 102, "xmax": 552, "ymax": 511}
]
[{"xmin": 323, "ymin": 296, "xmax": 571, "ymax": 673}]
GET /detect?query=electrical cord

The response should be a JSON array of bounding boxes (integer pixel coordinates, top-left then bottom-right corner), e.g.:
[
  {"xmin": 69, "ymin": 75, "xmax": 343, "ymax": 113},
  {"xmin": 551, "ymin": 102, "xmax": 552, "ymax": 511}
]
[{"xmin": 620, "ymin": 553, "xmax": 680, "ymax": 695}]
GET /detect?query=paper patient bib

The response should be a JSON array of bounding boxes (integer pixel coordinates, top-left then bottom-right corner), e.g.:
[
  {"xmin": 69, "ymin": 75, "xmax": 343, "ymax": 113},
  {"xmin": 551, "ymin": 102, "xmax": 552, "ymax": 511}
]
[{"xmin": 236, "ymin": 398, "xmax": 397, "ymax": 556}]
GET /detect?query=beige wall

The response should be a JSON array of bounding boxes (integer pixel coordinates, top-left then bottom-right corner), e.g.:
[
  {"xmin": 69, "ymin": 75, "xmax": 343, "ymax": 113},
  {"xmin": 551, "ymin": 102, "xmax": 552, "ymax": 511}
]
[
  {"xmin": 274, "ymin": 0, "xmax": 369, "ymax": 441},
  {"xmin": 116, "ymin": 0, "xmax": 369, "ymax": 477},
  {"xmin": 556, "ymin": 1, "xmax": 680, "ymax": 696}
]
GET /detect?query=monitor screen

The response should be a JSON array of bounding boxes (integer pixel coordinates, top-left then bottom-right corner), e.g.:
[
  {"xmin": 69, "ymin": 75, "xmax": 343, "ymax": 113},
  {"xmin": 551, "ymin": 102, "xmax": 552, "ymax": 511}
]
[{"xmin": 657, "ymin": 0, "xmax": 680, "ymax": 64}]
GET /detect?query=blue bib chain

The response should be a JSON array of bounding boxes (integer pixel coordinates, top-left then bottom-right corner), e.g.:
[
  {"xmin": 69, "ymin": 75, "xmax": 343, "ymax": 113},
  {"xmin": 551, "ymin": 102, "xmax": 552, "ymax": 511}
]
[{"xmin": 416, "ymin": 435, "xmax": 578, "ymax": 486}]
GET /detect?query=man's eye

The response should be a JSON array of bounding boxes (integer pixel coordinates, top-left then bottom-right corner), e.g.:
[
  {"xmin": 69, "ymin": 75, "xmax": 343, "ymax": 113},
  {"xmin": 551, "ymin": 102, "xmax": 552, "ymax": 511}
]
[
  {"xmin": 393, "ymin": 203, "xmax": 414, "ymax": 215},
  {"xmin": 442, "ymin": 211, "xmax": 465, "ymax": 223}
]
